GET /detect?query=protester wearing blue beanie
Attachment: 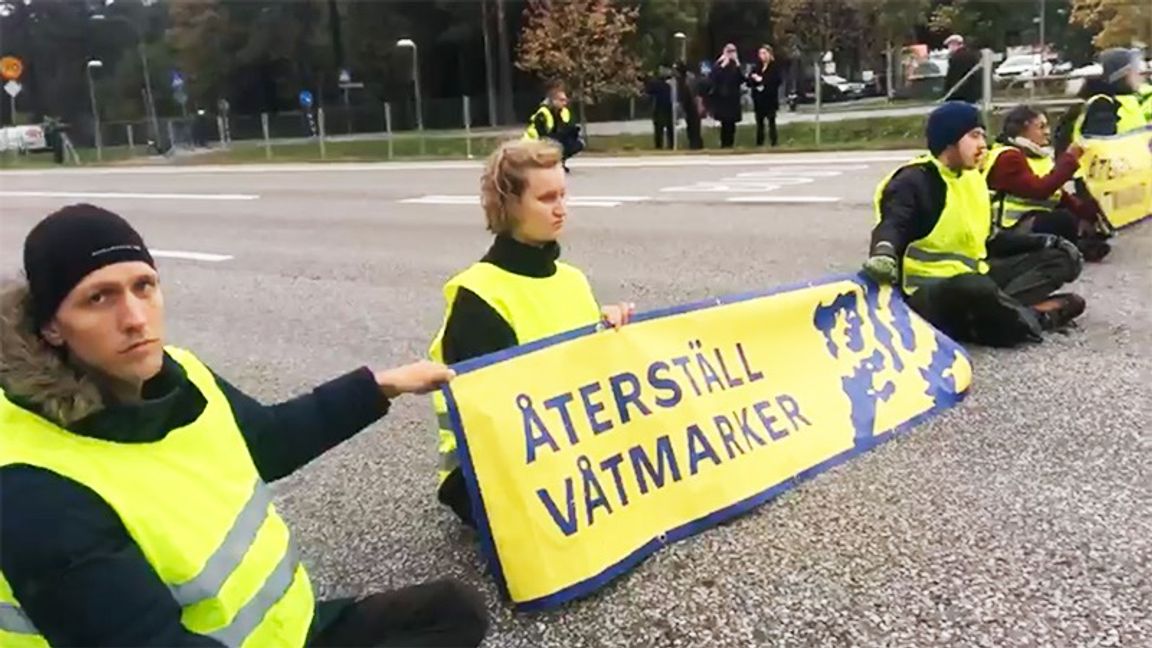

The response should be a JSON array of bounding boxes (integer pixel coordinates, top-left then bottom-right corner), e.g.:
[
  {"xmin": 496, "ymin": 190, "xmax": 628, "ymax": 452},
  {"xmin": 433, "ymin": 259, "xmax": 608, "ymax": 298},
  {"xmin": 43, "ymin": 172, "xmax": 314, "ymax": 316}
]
[
  {"xmin": 926, "ymin": 101, "xmax": 984, "ymax": 156},
  {"xmin": 861, "ymin": 103, "xmax": 1085, "ymax": 348}
]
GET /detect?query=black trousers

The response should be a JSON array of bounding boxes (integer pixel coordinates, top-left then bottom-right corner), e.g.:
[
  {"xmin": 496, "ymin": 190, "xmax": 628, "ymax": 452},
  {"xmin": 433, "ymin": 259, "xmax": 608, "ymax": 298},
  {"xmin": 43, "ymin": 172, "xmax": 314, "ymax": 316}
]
[
  {"xmin": 754, "ymin": 108, "xmax": 778, "ymax": 146},
  {"xmin": 310, "ymin": 580, "xmax": 489, "ymax": 647},
  {"xmin": 684, "ymin": 114, "xmax": 703, "ymax": 149},
  {"xmin": 1008, "ymin": 208, "xmax": 1080, "ymax": 242},
  {"xmin": 652, "ymin": 118, "xmax": 673, "ymax": 149},
  {"xmin": 718, "ymin": 121, "xmax": 737, "ymax": 148},
  {"xmin": 906, "ymin": 248, "xmax": 1079, "ymax": 347}
]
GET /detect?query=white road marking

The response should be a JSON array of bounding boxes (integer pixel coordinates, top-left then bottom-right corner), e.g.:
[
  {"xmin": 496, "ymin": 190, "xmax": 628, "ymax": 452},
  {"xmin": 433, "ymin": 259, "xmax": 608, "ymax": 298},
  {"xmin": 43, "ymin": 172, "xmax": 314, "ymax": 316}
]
[
  {"xmin": 0, "ymin": 190, "xmax": 259, "ymax": 201},
  {"xmin": 399, "ymin": 194, "xmax": 635, "ymax": 208},
  {"xmin": 726, "ymin": 196, "xmax": 842, "ymax": 203},
  {"xmin": 660, "ymin": 163, "xmax": 866, "ymax": 196},
  {"xmin": 151, "ymin": 249, "xmax": 234, "ymax": 262}
]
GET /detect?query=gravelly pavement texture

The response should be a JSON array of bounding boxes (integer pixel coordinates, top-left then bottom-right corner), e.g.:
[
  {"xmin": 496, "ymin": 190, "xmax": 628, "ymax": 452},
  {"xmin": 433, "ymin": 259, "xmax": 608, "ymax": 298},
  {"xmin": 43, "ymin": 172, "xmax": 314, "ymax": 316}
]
[{"xmin": 1, "ymin": 151, "xmax": 1148, "ymax": 647}]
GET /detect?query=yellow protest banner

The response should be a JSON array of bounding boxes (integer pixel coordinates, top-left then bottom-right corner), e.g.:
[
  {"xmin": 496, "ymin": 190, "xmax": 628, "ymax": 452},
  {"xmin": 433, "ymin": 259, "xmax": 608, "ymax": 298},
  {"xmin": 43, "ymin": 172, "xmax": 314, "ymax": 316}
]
[
  {"xmin": 1080, "ymin": 126, "xmax": 1152, "ymax": 230},
  {"xmin": 442, "ymin": 273, "xmax": 973, "ymax": 611}
]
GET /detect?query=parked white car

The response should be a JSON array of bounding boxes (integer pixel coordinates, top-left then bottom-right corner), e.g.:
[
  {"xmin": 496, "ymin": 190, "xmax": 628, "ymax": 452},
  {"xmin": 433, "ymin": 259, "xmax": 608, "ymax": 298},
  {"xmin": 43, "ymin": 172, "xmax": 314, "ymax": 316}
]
[
  {"xmin": 0, "ymin": 124, "xmax": 49, "ymax": 152},
  {"xmin": 994, "ymin": 54, "xmax": 1052, "ymax": 81}
]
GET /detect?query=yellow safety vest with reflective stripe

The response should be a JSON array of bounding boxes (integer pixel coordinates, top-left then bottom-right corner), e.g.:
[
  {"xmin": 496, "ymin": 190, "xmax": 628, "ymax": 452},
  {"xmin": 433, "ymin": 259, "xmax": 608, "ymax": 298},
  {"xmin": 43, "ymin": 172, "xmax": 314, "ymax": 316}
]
[
  {"xmin": 0, "ymin": 347, "xmax": 314, "ymax": 648},
  {"xmin": 982, "ymin": 144, "xmax": 1061, "ymax": 229},
  {"xmin": 874, "ymin": 155, "xmax": 991, "ymax": 295},
  {"xmin": 1138, "ymin": 84, "xmax": 1152, "ymax": 121},
  {"xmin": 523, "ymin": 104, "xmax": 572, "ymax": 140},
  {"xmin": 1074, "ymin": 94, "xmax": 1148, "ymax": 140},
  {"xmin": 428, "ymin": 260, "xmax": 601, "ymax": 484}
]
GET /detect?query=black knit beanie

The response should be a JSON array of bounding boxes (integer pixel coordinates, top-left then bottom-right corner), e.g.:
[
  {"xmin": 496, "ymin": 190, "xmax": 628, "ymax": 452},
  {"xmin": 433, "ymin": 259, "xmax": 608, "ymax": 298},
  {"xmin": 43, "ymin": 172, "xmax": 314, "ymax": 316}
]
[
  {"xmin": 926, "ymin": 101, "xmax": 984, "ymax": 156},
  {"xmin": 23, "ymin": 204, "xmax": 155, "ymax": 329}
]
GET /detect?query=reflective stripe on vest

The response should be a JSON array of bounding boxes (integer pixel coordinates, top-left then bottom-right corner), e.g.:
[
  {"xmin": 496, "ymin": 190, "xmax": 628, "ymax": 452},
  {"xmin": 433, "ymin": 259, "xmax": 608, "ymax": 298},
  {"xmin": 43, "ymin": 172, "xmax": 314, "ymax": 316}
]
[
  {"xmin": 983, "ymin": 145, "xmax": 1061, "ymax": 228},
  {"xmin": 0, "ymin": 603, "xmax": 36, "ymax": 635},
  {"xmin": 874, "ymin": 155, "xmax": 991, "ymax": 295},
  {"xmin": 0, "ymin": 347, "xmax": 314, "ymax": 647},
  {"xmin": 427, "ymin": 260, "xmax": 601, "ymax": 484}
]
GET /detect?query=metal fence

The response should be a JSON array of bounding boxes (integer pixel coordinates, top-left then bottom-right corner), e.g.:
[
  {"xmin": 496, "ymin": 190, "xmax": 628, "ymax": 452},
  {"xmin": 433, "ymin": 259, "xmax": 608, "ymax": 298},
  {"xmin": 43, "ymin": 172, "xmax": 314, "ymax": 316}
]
[{"xmin": 6, "ymin": 59, "xmax": 1143, "ymax": 166}]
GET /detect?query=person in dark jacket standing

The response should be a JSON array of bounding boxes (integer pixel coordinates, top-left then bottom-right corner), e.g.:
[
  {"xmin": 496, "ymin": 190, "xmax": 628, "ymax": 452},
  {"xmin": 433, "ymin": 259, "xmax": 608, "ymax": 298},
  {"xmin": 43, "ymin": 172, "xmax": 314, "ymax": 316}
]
[
  {"xmin": 0, "ymin": 205, "xmax": 489, "ymax": 647},
  {"xmin": 863, "ymin": 103, "xmax": 1085, "ymax": 348},
  {"xmin": 942, "ymin": 34, "xmax": 982, "ymax": 103},
  {"xmin": 709, "ymin": 43, "xmax": 745, "ymax": 148},
  {"xmin": 674, "ymin": 61, "xmax": 704, "ymax": 150},
  {"xmin": 429, "ymin": 139, "xmax": 635, "ymax": 528},
  {"xmin": 645, "ymin": 65, "xmax": 675, "ymax": 149},
  {"xmin": 748, "ymin": 45, "xmax": 782, "ymax": 147}
]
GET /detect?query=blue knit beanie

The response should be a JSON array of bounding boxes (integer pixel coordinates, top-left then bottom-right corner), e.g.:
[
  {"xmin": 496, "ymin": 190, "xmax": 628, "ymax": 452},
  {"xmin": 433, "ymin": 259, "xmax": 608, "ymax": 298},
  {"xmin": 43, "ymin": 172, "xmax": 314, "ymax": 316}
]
[{"xmin": 926, "ymin": 101, "xmax": 984, "ymax": 156}]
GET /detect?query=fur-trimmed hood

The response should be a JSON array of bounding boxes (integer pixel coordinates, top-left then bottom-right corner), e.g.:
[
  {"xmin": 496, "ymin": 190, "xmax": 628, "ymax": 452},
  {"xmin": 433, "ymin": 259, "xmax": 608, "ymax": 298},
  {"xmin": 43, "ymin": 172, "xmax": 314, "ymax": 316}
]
[{"xmin": 0, "ymin": 279, "xmax": 105, "ymax": 425}]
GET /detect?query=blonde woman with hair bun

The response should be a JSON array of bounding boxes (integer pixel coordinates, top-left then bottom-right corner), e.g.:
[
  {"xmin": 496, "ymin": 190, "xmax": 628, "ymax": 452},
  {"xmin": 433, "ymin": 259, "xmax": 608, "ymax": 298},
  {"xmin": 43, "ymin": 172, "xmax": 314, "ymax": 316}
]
[{"xmin": 427, "ymin": 138, "xmax": 636, "ymax": 527}]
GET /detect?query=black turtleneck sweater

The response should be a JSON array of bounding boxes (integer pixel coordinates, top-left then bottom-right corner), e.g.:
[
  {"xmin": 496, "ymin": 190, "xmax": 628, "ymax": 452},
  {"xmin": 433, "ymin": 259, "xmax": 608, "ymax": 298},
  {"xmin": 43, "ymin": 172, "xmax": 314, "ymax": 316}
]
[
  {"xmin": 440, "ymin": 234, "xmax": 562, "ymax": 365},
  {"xmin": 437, "ymin": 235, "xmax": 565, "ymax": 527}
]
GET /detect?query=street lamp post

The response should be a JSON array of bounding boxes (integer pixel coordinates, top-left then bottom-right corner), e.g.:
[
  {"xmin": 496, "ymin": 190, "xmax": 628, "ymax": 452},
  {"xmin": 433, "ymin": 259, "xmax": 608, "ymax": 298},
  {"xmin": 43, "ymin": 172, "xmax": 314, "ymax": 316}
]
[
  {"xmin": 673, "ymin": 32, "xmax": 687, "ymax": 63},
  {"xmin": 86, "ymin": 59, "xmax": 104, "ymax": 161},
  {"xmin": 91, "ymin": 13, "xmax": 160, "ymax": 148},
  {"xmin": 396, "ymin": 38, "xmax": 423, "ymax": 132}
]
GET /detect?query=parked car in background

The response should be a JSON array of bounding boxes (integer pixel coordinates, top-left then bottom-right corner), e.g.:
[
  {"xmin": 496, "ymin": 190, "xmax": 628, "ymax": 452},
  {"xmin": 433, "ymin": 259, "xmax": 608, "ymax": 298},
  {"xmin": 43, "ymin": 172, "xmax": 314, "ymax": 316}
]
[
  {"xmin": 0, "ymin": 124, "xmax": 49, "ymax": 153},
  {"xmin": 994, "ymin": 54, "xmax": 1053, "ymax": 81},
  {"xmin": 787, "ymin": 74, "xmax": 867, "ymax": 107}
]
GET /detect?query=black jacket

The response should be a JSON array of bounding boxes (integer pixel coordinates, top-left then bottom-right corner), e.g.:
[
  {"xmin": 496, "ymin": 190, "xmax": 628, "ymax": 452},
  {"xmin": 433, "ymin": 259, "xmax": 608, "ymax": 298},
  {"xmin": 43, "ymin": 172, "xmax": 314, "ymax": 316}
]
[
  {"xmin": 748, "ymin": 61, "xmax": 782, "ymax": 113},
  {"xmin": 1078, "ymin": 77, "xmax": 1137, "ymax": 137},
  {"xmin": 0, "ymin": 282, "xmax": 389, "ymax": 647},
  {"xmin": 435, "ymin": 236, "xmax": 568, "ymax": 525},
  {"xmin": 708, "ymin": 60, "xmax": 745, "ymax": 123},
  {"xmin": 871, "ymin": 161, "xmax": 1048, "ymax": 261},
  {"xmin": 944, "ymin": 46, "xmax": 982, "ymax": 103}
]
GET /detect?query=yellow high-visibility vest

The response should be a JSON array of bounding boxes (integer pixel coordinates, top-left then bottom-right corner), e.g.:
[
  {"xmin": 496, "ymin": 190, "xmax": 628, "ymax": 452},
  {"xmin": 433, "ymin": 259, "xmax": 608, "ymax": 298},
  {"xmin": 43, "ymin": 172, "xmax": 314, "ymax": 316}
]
[
  {"xmin": 428, "ymin": 260, "xmax": 600, "ymax": 484},
  {"xmin": 1074, "ymin": 94, "xmax": 1148, "ymax": 139},
  {"xmin": 982, "ymin": 144, "xmax": 1062, "ymax": 229},
  {"xmin": 0, "ymin": 347, "xmax": 314, "ymax": 648},
  {"xmin": 874, "ymin": 155, "xmax": 991, "ymax": 295},
  {"xmin": 523, "ymin": 105, "xmax": 572, "ymax": 140}
]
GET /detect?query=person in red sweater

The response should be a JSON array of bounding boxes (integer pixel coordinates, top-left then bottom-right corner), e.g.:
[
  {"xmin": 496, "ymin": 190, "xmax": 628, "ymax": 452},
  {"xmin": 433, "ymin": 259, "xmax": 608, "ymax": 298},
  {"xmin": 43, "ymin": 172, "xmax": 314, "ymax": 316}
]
[{"xmin": 984, "ymin": 104, "xmax": 1111, "ymax": 262}]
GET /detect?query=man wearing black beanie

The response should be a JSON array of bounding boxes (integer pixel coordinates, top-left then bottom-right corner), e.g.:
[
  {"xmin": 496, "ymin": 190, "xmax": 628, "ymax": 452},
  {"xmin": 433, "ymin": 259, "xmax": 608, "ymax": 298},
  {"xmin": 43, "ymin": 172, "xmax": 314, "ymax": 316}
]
[
  {"xmin": 861, "ymin": 103, "xmax": 1086, "ymax": 347},
  {"xmin": 0, "ymin": 204, "xmax": 489, "ymax": 646}
]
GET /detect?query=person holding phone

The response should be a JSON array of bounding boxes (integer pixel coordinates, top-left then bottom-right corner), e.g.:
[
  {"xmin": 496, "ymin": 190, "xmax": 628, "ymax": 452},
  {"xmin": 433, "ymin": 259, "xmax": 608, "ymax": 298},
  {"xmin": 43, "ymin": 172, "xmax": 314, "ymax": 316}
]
[{"xmin": 709, "ymin": 43, "xmax": 746, "ymax": 148}]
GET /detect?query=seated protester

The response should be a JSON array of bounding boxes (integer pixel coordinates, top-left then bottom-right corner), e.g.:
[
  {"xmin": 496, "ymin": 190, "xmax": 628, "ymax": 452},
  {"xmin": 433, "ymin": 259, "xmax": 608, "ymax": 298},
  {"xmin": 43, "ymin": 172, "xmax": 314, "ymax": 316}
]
[
  {"xmin": 863, "ymin": 102, "xmax": 1086, "ymax": 348},
  {"xmin": 428, "ymin": 139, "xmax": 635, "ymax": 528},
  {"xmin": 984, "ymin": 104, "xmax": 1111, "ymax": 262},
  {"xmin": 523, "ymin": 83, "xmax": 584, "ymax": 172},
  {"xmin": 0, "ymin": 205, "xmax": 489, "ymax": 647},
  {"xmin": 1074, "ymin": 48, "xmax": 1149, "ymax": 138}
]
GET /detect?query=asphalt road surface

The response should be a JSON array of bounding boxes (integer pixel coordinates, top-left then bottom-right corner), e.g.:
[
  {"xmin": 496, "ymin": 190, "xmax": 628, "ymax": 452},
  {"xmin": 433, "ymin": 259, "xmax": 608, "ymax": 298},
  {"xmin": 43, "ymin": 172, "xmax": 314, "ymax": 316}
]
[{"xmin": 2, "ymin": 152, "xmax": 1150, "ymax": 647}]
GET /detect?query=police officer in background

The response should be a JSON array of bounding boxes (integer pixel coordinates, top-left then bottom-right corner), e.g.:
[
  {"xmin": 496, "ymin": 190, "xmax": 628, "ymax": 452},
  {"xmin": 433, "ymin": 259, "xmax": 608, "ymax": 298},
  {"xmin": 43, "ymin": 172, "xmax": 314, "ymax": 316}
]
[
  {"xmin": 0, "ymin": 205, "xmax": 488, "ymax": 646},
  {"xmin": 523, "ymin": 82, "xmax": 584, "ymax": 171},
  {"xmin": 863, "ymin": 102, "xmax": 1086, "ymax": 348}
]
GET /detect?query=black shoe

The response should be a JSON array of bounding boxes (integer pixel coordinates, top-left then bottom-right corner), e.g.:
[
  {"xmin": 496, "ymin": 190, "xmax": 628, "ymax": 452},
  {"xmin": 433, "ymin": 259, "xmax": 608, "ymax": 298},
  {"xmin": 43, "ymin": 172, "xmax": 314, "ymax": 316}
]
[
  {"xmin": 1032, "ymin": 293, "xmax": 1086, "ymax": 331},
  {"xmin": 1077, "ymin": 236, "xmax": 1111, "ymax": 262}
]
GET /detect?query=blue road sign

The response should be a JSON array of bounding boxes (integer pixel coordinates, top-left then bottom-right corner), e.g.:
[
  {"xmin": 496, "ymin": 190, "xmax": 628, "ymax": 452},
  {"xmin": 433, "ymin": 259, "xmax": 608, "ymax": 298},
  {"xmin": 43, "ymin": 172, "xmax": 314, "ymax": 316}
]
[
  {"xmin": 299, "ymin": 90, "xmax": 314, "ymax": 108},
  {"xmin": 171, "ymin": 70, "xmax": 184, "ymax": 89}
]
